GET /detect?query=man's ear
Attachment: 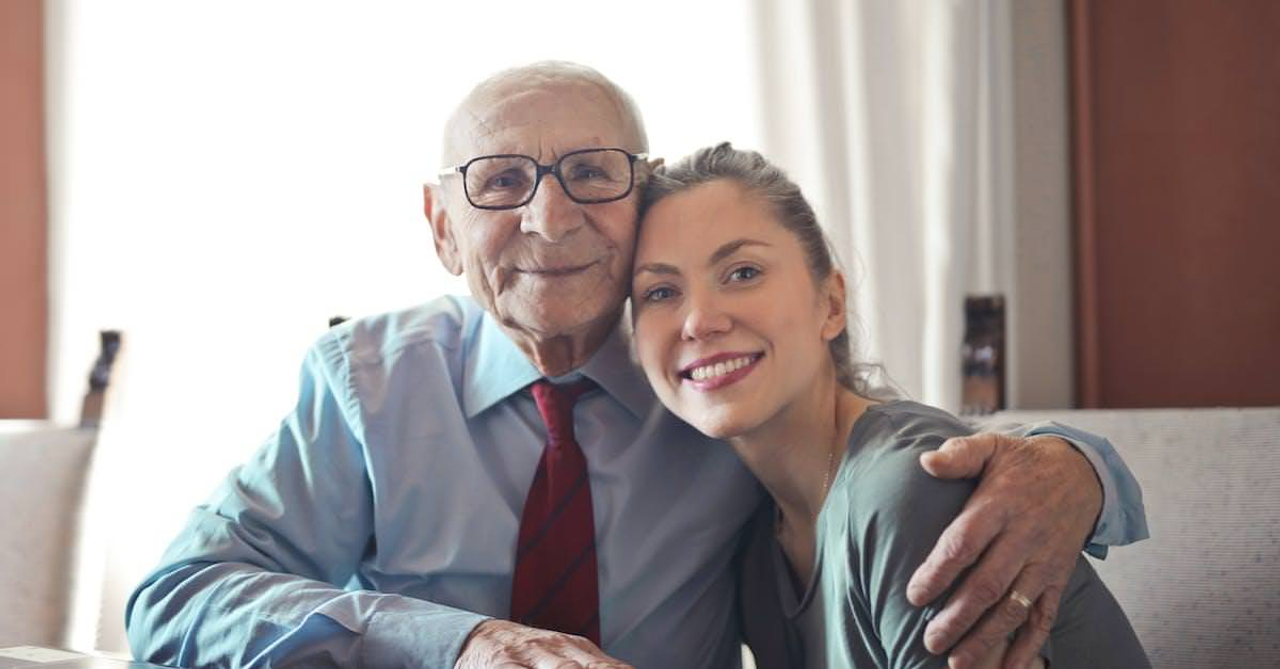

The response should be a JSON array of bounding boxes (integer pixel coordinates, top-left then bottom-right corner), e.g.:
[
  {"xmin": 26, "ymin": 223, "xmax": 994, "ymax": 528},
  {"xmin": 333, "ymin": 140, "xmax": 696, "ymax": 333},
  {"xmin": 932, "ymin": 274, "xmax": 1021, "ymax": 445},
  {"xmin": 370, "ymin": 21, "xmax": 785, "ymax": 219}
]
[
  {"xmin": 644, "ymin": 156, "xmax": 664, "ymax": 182},
  {"xmin": 424, "ymin": 183, "xmax": 463, "ymax": 275},
  {"xmin": 821, "ymin": 271, "xmax": 848, "ymax": 342}
]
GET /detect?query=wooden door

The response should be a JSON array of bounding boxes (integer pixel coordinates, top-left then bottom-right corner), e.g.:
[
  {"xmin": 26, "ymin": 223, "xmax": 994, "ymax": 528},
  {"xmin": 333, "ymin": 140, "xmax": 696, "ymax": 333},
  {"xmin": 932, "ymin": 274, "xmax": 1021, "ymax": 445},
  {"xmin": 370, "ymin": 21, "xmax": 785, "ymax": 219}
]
[{"xmin": 1070, "ymin": 0, "xmax": 1280, "ymax": 407}]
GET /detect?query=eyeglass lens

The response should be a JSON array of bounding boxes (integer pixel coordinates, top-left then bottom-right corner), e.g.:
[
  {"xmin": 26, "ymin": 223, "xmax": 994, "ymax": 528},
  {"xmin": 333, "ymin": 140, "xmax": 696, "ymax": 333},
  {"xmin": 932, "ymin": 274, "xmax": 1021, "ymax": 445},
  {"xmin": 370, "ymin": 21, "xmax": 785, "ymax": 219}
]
[{"xmin": 463, "ymin": 149, "xmax": 633, "ymax": 208}]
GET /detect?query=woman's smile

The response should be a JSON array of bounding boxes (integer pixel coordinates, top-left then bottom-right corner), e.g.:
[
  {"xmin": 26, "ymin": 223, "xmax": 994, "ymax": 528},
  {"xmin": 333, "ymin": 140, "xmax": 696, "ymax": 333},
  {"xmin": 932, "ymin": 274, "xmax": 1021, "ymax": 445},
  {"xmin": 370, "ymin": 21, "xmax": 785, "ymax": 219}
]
[{"xmin": 679, "ymin": 351, "xmax": 766, "ymax": 390}]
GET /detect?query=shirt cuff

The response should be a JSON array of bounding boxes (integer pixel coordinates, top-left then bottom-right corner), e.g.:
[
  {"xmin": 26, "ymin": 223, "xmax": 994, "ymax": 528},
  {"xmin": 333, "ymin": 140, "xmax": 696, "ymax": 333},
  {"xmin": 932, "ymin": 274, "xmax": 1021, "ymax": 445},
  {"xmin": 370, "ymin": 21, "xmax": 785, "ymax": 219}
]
[{"xmin": 360, "ymin": 599, "xmax": 491, "ymax": 669}]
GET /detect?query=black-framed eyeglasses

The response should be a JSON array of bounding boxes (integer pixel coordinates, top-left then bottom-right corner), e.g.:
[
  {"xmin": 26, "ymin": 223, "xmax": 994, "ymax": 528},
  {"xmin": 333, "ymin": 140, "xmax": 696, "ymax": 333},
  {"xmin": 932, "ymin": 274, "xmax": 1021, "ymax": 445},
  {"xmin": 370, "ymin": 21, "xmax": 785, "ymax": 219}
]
[{"xmin": 438, "ymin": 147, "xmax": 648, "ymax": 211}]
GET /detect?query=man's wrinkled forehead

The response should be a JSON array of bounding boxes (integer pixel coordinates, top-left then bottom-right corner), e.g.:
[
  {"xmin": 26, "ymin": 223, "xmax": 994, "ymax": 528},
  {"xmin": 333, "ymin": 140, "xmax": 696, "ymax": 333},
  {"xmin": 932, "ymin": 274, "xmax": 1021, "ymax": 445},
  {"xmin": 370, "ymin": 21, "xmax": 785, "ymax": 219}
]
[{"xmin": 443, "ymin": 80, "xmax": 634, "ymax": 164}]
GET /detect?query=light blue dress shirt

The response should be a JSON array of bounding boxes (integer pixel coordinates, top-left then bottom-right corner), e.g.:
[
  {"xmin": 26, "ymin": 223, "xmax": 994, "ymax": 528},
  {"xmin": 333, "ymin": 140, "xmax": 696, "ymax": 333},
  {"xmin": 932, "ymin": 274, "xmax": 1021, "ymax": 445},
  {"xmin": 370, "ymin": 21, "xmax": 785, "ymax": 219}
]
[{"xmin": 125, "ymin": 295, "xmax": 1147, "ymax": 668}]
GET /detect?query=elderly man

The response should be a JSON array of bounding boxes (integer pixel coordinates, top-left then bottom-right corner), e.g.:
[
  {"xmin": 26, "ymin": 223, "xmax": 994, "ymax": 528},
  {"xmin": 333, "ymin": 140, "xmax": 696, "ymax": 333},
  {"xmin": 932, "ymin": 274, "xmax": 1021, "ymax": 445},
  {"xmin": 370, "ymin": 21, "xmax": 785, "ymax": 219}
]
[{"xmin": 127, "ymin": 62, "xmax": 1145, "ymax": 669}]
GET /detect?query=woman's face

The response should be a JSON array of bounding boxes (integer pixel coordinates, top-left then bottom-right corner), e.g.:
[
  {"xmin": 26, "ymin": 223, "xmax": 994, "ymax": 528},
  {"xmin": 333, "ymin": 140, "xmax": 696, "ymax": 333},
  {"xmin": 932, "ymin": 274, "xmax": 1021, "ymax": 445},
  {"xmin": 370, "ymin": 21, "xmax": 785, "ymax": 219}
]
[{"xmin": 631, "ymin": 179, "xmax": 845, "ymax": 439}]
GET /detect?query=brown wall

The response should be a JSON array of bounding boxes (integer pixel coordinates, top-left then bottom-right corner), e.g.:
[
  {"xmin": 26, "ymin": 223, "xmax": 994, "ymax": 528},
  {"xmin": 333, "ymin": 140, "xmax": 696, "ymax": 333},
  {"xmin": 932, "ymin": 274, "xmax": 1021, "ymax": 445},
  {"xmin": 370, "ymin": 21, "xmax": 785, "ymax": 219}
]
[
  {"xmin": 0, "ymin": 0, "xmax": 48, "ymax": 418},
  {"xmin": 1071, "ymin": 0, "xmax": 1280, "ymax": 408}
]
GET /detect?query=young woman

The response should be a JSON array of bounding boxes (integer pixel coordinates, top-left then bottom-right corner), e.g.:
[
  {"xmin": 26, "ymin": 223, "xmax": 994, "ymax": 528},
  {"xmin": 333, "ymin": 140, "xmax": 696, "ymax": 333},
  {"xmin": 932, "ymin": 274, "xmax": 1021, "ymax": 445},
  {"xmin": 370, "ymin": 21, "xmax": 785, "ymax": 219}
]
[{"xmin": 630, "ymin": 143, "xmax": 1148, "ymax": 668}]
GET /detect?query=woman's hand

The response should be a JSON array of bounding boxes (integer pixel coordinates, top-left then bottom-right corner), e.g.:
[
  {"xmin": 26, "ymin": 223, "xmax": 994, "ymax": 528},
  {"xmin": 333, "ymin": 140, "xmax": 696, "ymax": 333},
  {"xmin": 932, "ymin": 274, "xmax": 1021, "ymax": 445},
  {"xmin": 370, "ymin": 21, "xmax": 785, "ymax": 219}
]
[{"xmin": 906, "ymin": 433, "xmax": 1100, "ymax": 669}]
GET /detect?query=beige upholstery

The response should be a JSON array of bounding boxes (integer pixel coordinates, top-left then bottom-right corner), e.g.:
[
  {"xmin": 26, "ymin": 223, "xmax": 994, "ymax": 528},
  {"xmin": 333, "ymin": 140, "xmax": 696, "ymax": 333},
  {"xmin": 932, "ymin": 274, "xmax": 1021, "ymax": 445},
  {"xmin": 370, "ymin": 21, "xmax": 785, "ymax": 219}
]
[
  {"xmin": 989, "ymin": 407, "xmax": 1280, "ymax": 669},
  {"xmin": 0, "ymin": 423, "xmax": 97, "ymax": 648}
]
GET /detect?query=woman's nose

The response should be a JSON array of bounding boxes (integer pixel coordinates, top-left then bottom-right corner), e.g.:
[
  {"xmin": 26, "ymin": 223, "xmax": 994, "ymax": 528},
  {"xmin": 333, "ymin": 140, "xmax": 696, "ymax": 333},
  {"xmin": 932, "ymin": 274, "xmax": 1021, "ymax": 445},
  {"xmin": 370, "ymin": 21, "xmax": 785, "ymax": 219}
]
[{"xmin": 681, "ymin": 295, "xmax": 732, "ymax": 341}]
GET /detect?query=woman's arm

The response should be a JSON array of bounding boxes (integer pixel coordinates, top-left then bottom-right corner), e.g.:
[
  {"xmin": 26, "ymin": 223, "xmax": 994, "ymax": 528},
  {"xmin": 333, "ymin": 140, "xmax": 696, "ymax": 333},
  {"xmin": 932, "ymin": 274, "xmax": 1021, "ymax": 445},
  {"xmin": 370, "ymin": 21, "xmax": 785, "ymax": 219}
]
[
  {"xmin": 973, "ymin": 642, "xmax": 1044, "ymax": 669},
  {"xmin": 830, "ymin": 407, "xmax": 1053, "ymax": 669}
]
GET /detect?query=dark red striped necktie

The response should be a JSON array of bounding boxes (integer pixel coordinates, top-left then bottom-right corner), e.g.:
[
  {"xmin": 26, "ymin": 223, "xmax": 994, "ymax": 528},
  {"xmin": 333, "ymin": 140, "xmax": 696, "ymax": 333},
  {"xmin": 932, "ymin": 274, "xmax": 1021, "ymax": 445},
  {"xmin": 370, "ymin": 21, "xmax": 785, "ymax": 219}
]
[{"xmin": 510, "ymin": 378, "xmax": 601, "ymax": 645}]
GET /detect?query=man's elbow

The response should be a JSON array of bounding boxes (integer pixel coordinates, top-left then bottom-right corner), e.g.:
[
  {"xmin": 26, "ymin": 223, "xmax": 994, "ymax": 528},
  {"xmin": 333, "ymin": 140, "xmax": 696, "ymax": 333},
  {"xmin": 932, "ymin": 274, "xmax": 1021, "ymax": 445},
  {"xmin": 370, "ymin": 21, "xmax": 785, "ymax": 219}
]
[{"xmin": 124, "ymin": 565, "xmax": 208, "ymax": 665}]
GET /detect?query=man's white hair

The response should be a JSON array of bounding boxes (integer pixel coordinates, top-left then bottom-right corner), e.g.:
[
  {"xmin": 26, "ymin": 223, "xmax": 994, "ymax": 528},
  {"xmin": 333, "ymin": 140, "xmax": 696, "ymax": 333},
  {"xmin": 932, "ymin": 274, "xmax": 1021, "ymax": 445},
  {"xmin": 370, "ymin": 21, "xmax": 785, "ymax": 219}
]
[{"xmin": 442, "ymin": 60, "xmax": 648, "ymax": 166}]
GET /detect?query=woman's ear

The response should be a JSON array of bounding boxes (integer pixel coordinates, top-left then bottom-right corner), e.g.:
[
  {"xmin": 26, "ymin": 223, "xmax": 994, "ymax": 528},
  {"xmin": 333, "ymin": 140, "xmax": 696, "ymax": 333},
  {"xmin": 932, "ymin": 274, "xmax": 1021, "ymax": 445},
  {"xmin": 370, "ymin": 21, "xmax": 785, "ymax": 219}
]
[
  {"xmin": 820, "ymin": 271, "xmax": 848, "ymax": 342},
  {"xmin": 424, "ymin": 183, "xmax": 463, "ymax": 275}
]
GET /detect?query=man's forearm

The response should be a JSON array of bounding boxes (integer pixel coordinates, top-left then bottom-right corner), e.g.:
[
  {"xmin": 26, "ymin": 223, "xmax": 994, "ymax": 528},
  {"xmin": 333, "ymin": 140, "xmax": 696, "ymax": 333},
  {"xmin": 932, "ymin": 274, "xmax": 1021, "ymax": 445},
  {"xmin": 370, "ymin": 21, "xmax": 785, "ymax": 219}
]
[{"xmin": 127, "ymin": 560, "xmax": 489, "ymax": 669}]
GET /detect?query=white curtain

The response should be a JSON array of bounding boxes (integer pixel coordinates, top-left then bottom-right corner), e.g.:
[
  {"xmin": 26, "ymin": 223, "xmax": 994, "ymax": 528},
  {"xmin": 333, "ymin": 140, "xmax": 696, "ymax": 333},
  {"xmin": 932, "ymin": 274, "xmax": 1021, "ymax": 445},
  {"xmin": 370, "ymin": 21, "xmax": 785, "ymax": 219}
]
[{"xmin": 750, "ymin": 0, "xmax": 1018, "ymax": 411}]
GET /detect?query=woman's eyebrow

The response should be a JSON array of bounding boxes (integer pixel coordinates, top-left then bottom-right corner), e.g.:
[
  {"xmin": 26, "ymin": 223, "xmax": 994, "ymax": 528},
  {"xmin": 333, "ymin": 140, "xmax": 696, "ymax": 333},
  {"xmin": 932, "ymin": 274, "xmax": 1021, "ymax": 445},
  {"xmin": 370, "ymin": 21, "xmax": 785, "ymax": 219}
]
[
  {"xmin": 633, "ymin": 239, "xmax": 770, "ymax": 278},
  {"xmin": 633, "ymin": 262, "xmax": 680, "ymax": 277},
  {"xmin": 708, "ymin": 238, "xmax": 769, "ymax": 265}
]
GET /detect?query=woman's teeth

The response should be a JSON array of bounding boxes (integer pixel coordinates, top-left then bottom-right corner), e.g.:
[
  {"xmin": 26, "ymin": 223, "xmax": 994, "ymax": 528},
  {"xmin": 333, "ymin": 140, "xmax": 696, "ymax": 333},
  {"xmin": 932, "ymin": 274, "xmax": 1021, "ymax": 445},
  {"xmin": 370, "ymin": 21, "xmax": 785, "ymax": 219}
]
[{"xmin": 688, "ymin": 355, "xmax": 755, "ymax": 381}]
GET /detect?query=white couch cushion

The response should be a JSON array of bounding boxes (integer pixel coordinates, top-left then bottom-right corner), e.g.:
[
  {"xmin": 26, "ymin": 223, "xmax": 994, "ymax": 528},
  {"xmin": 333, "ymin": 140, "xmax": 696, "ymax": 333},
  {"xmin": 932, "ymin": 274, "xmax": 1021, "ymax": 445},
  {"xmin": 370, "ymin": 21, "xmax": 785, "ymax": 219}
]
[
  {"xmin": 990, "ymin": 407, "xmax": 1280, "ymax": 668},
  {"xmin": 0, "ymin": 423, "xmax": 97, "ymax": 648}
]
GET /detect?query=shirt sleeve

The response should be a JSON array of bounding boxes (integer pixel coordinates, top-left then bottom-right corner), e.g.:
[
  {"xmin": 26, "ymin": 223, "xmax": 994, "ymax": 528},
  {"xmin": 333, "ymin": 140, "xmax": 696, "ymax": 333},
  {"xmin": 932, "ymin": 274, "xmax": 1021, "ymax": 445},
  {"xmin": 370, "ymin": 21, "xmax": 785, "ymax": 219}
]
[
  {"xmin": 125, "ymin": 335, "xmax": 489, "ymax": 668},
  {"xmin": 842, "ymin": 437, "xmax": 977, "ymax": 669},
  {"xmin": 1017, "ymin": 421, "xmax": 1150, "ymax": 558}
]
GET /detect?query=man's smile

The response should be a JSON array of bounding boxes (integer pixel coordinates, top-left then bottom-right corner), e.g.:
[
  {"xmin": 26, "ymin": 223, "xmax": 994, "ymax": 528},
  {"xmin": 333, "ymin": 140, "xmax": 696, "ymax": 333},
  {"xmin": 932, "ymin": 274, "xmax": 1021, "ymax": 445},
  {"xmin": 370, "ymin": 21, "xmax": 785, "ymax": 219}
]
[{"xmin": 515, "ymin": 261, "xmax": 599, "ymax": 277}]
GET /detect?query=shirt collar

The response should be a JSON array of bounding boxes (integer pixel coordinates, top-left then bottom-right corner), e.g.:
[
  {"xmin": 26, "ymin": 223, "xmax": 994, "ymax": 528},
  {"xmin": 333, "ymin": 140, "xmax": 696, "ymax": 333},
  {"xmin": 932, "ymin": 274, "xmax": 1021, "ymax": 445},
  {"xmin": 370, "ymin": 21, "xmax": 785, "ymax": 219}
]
[
  {"xmin": 577, "ymin": 314, "xmax": 653, "ymax": 419},
  {"xmin": 462, "ymin": 308, "xmax": 654, "ymax": 419}
]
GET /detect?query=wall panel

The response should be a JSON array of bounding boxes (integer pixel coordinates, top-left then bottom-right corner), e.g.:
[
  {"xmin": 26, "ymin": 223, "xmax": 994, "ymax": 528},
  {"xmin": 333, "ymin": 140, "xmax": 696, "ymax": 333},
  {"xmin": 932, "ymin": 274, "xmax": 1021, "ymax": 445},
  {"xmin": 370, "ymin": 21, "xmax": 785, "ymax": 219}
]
[{"xmin": 0, "ymin": 0, "xmax": 48, "ymax": 418}]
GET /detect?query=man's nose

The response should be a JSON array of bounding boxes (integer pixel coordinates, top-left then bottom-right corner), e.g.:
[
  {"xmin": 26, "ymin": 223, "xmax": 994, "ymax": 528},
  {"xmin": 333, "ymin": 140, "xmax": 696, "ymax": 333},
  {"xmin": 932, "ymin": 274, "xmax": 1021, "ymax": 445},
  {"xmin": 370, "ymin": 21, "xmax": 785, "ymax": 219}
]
[
  {"xmin": 681, "ymin": 292, "xmax": 732, "ymax": 342},
  {"xmin": 520, "ymin": 174, "xmax": 585, "ymax": 242}
]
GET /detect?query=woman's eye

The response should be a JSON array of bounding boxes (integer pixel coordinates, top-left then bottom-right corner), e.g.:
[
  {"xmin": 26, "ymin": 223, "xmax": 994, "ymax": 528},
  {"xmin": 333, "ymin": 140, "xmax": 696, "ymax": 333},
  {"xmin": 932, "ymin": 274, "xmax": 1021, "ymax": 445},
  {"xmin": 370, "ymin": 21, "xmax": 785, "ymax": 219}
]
[
  {"xmin": 641, "ymin": 286, "xmax": 677, "ymax": 303},
  {"xmin": 728, "ymin": 266, "xmax": 761, "ymax": 282}
]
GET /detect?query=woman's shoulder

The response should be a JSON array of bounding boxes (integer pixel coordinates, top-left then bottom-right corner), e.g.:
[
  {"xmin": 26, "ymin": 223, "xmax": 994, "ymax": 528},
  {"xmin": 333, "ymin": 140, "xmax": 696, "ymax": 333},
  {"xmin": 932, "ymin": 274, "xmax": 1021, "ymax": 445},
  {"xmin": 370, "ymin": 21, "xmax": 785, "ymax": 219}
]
[
  {"xmin": 833, "ymin": 400, "xmax": 978, "ymax": 531},
  {"xmin": 817, "ymin": 402, "xmax": 986, "ymax": 667},
  {"xmin": 856, "ymin": 400, "xmax": 974, "ymax": 449},
  {"xmin": 842, "ymin": 400, "xmax": 973, "ymax": 477}
]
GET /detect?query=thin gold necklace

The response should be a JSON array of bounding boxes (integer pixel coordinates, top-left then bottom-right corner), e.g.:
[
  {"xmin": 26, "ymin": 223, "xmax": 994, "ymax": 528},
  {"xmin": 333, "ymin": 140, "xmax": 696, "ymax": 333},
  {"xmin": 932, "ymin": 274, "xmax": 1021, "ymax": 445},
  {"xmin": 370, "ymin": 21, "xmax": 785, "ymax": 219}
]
[
  {"xmin": 777, "ymin": 445, "xmax": 839, "ymax": 537},
  {"xmin": 821, "ymin": 446, "xmax": 836, "ymax": 501}
]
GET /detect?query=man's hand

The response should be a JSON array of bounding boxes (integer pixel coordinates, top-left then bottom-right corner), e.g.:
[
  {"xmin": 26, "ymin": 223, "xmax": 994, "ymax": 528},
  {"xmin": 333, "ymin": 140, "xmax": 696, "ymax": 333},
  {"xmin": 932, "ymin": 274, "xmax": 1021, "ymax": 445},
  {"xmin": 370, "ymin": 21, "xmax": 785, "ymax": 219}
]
[
  {"xmin": 454, "ymin": 619, "xmax": 633, "ymax": 669},
  {"xmin": 907, "ymin": 433, "xmax": 1102, "ymax": 669}
]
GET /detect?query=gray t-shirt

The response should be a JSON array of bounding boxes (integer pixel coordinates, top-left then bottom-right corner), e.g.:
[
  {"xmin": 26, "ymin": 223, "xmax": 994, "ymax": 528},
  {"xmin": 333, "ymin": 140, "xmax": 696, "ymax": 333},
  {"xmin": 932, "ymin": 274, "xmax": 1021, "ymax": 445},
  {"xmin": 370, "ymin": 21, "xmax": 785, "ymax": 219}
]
[{"xmin": 738, "ymin": 401, "xmax": 1149, "ymax": 668}]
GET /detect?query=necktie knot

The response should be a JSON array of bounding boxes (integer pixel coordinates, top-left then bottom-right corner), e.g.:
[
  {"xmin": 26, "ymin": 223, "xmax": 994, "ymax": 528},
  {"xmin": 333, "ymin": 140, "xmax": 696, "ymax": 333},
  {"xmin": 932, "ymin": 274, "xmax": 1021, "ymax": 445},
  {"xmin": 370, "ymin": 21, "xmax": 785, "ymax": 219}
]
[{"xmin": 531, "ymin": 378, "xmax": 596, "ymax": 444}]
